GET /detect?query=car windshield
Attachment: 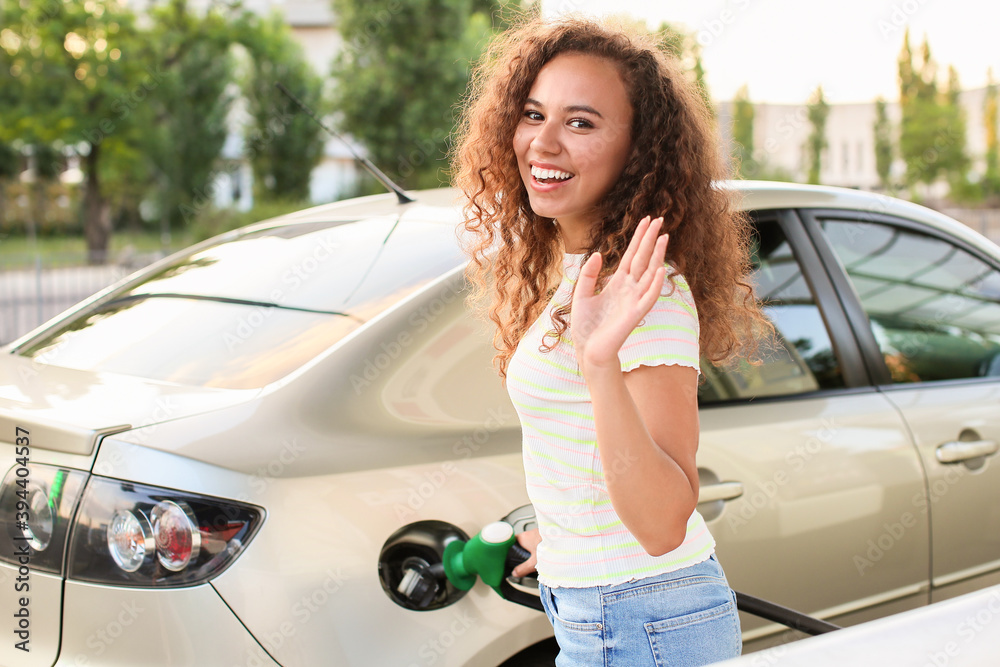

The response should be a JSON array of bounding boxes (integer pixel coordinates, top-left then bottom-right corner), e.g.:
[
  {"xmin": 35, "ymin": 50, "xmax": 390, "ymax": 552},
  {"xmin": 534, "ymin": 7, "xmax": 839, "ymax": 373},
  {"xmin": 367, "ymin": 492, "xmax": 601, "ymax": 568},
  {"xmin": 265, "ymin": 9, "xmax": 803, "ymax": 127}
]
[{"xmin": 13, "ymin": 214, "xmax": 467, "ymax": 389}]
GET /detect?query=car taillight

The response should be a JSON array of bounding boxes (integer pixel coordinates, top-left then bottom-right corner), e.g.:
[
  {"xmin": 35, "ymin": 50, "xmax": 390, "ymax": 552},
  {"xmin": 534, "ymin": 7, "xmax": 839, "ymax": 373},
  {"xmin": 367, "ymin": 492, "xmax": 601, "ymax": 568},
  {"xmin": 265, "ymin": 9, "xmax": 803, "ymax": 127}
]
[
  {"xmin": 151, "ymin": 500, "xmax": 201, "ymax": 571},
  {"xmin": 107, "ymin": 509, "xmax": 154, "ymax": 573},
  {"xmin": 0, "ymin": 465, "xmax": 88, "ymax": 575},
  {"xmin": 68, "ymin": 477, "xmax": 263, "ymax": 587}
]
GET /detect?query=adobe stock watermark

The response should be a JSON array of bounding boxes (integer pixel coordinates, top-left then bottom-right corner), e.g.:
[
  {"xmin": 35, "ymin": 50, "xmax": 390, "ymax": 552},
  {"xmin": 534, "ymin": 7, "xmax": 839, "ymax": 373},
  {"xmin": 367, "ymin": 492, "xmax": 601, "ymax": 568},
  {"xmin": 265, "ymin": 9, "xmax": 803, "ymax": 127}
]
[
  {"xmin": 83, "ymin": 65, "xmax": 167, "ymax": 147},
  {"xmin": 877, "ymin": 0, "xmax": 931, "ymax": 41},
  {"xmin": 12, "ymin": 347, "xmax": 66, "ymax": 386},
  {"xmin": 405, "ymin": 608, "xmax": 479, "ymax": 667},
  {"xmin": 221, "ymin": 230, "xmax": 352, "ymax": 351},
  {"xmin": 68, "ymin": 600, "xmax": 144, "ymax": 665},
  {"xmin": 921, "ymin": 589, "xmax": 1000, "ymax": 667},
  {"xmin": 726, "ymin": 418, "xmax": 837, "ymax": 534},
  {"xmin": 0, "ymin": 0, "xmax": 62, "ymax": 41},
  {"xmin": 339, "ymin": 0, "xmax": 405, "ymax": 56},
  {"xmin": 740, "ymin": 107, "xmax": 810, "ymax": 180},
  {"xmin": 256, "ymin": 568, "xmax": 349, "ymax": 660},
  {"xmin": 745, "ymin": 631, "xmax": 804, "ymax": 667},
  {"xmin": 854, "ymin": 463, "xmax": 968, "ymax": 576},
  {"xmin": 229, "ymin": 566, "xmax": 350, "ymax": 667},
  {"xmin": 380, "ymin": 405, "xmax": 511, "ymax": 522},
  {"xmin": 349, "ymin": 280, "xmax": 465, "ymax": 395},
  {"xmin": 207, "ymin": 437, "xmax": 309, "ymax": 513},
  {"xmin": 696, "ymin": 0, "xmax": 755, "ymax": 47}
]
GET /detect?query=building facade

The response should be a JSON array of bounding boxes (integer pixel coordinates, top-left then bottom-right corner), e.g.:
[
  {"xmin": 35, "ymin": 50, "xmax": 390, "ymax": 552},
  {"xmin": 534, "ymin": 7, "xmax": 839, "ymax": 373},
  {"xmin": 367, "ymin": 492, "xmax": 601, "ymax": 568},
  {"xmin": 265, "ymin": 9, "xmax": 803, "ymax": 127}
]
[{"xmin": 717, "ymin": 87, "xmax": 992, "ymax": 195}]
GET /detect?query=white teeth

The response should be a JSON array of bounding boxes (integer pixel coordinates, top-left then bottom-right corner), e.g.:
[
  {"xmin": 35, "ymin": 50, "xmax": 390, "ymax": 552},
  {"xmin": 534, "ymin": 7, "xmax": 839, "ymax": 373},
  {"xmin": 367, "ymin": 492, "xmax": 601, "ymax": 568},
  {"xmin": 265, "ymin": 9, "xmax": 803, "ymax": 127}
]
[{"xmin": 531, "ymin": 166, "xmax": 573, "ymax": 180}]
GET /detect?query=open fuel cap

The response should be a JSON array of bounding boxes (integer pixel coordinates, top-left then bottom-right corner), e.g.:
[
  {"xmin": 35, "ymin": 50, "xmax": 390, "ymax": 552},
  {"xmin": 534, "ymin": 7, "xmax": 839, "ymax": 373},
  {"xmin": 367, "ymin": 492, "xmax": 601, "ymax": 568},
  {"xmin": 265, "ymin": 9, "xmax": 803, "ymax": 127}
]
[{"xmin": 378, "ymin": 520, "xmax": 471, "ymax": 611}]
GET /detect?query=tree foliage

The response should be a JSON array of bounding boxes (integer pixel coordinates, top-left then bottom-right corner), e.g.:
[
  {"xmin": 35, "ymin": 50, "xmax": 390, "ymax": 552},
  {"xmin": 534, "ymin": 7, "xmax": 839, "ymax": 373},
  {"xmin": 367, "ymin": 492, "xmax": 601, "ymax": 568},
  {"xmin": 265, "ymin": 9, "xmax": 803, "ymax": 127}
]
[
  {"xmin": 731, "ymin": 85, "xmax": 755, "ymax": 177},
  {"xmin": 238, "ymin": 12, "xmax": 324, "ymax": 203},
  {"xmin": 897, "ymin": 31, "xmax": 971, "ymax": 199},
  {"xmin": 329, "ymin": 0, "xmax": 516, "ymax": 190},
  {"xmin": 144, "ymin": 1, "xmax": 239, "ymax": 230},
  {"xmin": 805, "ymin": 86, "xmax": 829, "ymax": 185},
  {"xmin": 0, "ymin": 0, "xmax": 151, "ymax": 261},
  {"xmin": 0, "ymin": 141, "xmax": 17, "ymax": 226},
  {"xmin": 942, "ymin": 65, "xmax": 972, "ymax": 198},
  {"xmin": 0, "ymin": 0, "xmax": 326, "ymax": 259},
  {"xmin": 652, "ymin": 21, "xmax": 713, "ymax": 115},
  {"xmin": 873, "ymin": 97, "xmax": 894, "ymax": 191},
  {"xmin": 984, "ymin": 70, "xmax": 1000, "ymax": 199}
]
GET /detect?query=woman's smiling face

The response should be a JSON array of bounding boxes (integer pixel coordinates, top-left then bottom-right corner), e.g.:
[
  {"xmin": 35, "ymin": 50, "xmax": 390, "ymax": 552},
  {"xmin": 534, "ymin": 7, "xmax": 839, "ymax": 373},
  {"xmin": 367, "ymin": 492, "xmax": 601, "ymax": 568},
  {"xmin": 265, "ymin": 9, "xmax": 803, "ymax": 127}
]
[{"xmin": 513, "ymin": 52, "xmax": 634, "ymax": 238}]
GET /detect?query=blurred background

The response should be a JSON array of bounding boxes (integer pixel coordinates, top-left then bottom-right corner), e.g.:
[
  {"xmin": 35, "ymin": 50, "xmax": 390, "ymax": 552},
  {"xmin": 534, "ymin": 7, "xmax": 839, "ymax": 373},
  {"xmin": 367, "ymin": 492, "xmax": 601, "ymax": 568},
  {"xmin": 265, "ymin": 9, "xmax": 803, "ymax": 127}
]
[{"xmin": 1, "ymin": 0, "xmax": 999, "ymax": 345}]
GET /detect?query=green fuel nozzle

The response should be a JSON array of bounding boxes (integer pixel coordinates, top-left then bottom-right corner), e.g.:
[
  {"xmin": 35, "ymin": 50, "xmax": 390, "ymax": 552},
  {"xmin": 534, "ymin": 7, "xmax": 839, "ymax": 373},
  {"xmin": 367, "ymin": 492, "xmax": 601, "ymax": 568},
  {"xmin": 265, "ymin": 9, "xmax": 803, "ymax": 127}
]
[{"xmin": 442, "ymin": 521, "xmax": 517, "ymax": 596}]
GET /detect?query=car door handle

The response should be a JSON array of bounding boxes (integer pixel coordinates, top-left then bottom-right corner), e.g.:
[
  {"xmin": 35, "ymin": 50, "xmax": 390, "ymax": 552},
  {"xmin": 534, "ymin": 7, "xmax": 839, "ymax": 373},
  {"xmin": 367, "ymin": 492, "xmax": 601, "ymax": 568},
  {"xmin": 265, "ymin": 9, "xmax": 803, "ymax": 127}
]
[
  {"xmin": 935, "ymin": 439, "xmax": 999, "ymax": 464},
  {"xmin": 698, "ymin": 482, "xmax": 744, "ymax": 503}
]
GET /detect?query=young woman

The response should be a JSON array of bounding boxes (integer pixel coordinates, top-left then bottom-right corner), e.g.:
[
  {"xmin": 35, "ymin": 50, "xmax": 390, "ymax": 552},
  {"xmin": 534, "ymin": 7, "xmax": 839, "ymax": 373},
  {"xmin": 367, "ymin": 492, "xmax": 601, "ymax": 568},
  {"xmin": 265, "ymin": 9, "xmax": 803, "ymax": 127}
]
[{"xmin": 454, "ymin": 15, "xmax": 769, "ymax": 667}]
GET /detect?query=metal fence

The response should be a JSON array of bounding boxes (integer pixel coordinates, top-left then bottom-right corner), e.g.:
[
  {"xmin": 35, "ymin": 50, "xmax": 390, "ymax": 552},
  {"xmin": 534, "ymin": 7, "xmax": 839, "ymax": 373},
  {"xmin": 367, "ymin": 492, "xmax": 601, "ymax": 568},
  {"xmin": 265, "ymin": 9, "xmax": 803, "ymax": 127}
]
[{"xmin": 0, "ymin": 252, "xmax": 163, "ymax": 346}]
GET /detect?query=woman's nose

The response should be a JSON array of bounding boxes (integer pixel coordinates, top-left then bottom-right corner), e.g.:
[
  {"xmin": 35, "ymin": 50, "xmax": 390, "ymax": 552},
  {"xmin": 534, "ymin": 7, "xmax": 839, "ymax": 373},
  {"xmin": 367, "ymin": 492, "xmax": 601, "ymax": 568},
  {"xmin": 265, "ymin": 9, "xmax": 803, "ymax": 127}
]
[{"xmin": 530, "ymin": 120, "xmax": 561, "ymax": 154}]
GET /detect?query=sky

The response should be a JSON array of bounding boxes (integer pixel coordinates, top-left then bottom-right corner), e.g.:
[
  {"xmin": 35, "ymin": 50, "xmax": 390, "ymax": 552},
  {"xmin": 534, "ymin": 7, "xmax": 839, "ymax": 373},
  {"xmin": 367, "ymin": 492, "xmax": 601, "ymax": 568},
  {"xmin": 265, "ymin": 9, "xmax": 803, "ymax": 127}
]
[{"xmin": 542, "ymin": 0, "xmax": 1000, "ymax": 105}]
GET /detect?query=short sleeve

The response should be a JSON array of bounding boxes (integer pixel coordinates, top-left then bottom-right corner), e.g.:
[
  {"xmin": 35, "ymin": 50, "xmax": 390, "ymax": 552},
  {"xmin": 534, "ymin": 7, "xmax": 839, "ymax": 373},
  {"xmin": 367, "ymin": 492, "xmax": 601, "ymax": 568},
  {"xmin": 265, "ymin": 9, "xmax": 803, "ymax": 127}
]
[{"xmin": 618, "ymin": 267, "xmax": 701, "ymax": 374}]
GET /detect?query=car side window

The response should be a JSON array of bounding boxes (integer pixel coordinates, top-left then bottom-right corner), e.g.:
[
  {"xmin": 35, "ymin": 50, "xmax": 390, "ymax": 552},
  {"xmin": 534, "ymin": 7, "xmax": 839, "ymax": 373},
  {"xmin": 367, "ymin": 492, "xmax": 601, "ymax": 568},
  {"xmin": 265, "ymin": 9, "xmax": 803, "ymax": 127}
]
[
  {"xmin": 820, "ymin": 218, "xmax": 1000, "ymax": 383},
  {"xmin": 699, "ymin": 218, "xmax": 846, "ymax": 404}
]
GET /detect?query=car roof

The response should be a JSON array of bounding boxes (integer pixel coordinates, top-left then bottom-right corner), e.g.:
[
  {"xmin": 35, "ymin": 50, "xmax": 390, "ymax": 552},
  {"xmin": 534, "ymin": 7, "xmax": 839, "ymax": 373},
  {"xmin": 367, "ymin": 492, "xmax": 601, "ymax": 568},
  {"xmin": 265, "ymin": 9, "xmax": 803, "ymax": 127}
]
[{"xmin": 250, "ymin": 181, "xmax": 997, "ymax": 259}]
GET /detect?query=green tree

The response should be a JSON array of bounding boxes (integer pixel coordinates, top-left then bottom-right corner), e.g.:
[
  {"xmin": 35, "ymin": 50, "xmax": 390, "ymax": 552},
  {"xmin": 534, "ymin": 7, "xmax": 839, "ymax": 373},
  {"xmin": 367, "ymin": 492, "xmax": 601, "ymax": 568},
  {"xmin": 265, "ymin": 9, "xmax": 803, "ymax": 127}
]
[
  {"xmin": 897, "ymin": 32, "xmax": 968, "ymax": 198},
  {"xmin": 0, "ymin": 25, "xmax": 22, "ymax": 229},
  {"xmin": 0, "ymin": 0, "xmax": 151, "ymax": 262},
  {"xmin": 691, "ymin": 44, "xmax": 712, "ymax": 113},
  {"xmin": 984, "ymin": 69, "xmax": 1000, "ymax": 198},
  {"xmin": 731, "ymin": 85, "xmax": 755, "ymax": 177},
  {"xmin": 330, "ymin": 0, "xmax": 514, "ymax": 190},
  {"xmin": 942, "ymin": 65, "xmax": 973, "ymax": 200},
  {"xmin": 805, "ymin": 86, "xmax": 829, "ymax": 185},
  {"xmin": 144, "ymin": 0, "xmax": 241, "ymax": 230},
  {"xmin": 28, "ymin": 143, "xmax": 62, "ymax": 233},
  {"xmin": 0, "ymin": 57, "xmax": 20, "ymax": 231},
  {"xmin": 0, "ymin": 142, "xmax": 17, "ymax": 231},
  {"xmin": 653, "ymin": 22, "xmax": 712, "ymax": 114},
  {"xmin": 238, "ymin": 12, "xmax": 324, "ymax": 203},
  {"xmin": 897, "ymin": 29, "xmax": 916, "ymax": 108},
  {"xmin": 873, "ymin": 97, "xmax": 894, "ymax": 191}
]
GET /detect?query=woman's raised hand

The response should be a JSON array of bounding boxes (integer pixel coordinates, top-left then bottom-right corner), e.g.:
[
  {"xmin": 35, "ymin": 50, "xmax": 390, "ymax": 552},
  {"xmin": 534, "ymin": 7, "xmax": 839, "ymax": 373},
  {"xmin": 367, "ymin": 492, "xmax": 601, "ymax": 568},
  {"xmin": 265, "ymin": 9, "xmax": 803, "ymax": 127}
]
[{"xmin": 570, "ymin": 216, "xmax": 668, "ymax": 373}]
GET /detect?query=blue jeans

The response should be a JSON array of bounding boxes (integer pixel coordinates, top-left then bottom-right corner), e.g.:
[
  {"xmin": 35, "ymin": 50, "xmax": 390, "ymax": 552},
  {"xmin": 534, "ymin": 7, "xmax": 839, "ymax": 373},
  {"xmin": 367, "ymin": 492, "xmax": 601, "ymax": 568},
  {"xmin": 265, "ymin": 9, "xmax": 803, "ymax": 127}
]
[{"xmin": 538, "ymin": 553, "xmax": 742, "ymax": 667}]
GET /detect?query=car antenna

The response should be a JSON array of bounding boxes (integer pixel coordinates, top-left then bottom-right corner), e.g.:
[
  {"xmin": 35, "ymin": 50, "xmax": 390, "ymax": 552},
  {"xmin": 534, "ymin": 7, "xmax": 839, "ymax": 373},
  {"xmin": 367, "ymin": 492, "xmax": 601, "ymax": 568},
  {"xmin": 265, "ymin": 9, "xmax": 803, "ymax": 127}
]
[{"xmin": 275, "ymin": 82, "xmax": 415, "ymax": 205}]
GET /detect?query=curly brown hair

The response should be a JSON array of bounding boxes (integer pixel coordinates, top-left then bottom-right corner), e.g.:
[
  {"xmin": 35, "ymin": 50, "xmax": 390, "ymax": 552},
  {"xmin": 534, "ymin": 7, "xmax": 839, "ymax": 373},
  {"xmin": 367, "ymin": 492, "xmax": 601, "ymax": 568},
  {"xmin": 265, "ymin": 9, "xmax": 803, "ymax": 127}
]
[{"xmin": 452, "ymin": 15, "xmax": 769, "ymax": 382}]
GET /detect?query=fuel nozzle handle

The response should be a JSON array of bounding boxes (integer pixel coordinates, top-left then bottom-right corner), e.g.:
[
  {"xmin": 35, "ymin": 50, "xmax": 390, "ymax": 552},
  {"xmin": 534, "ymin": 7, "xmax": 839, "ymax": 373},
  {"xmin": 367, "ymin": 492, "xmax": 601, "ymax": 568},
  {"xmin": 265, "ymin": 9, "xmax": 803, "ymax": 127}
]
[{"xmin": 442, "ymin": 521, "xmax": 517, "ymax": 595}]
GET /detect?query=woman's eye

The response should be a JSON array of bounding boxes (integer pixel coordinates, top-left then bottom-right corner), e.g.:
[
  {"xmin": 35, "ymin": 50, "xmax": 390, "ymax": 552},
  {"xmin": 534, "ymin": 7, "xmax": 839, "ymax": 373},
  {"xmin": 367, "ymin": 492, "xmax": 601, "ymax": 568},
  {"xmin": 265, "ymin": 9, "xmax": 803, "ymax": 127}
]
[
  {"xmin": 569, "ymin": 118, "xmax": 593, "ymax": 129},
  {"xmin": 523, "ymin": 110, "xmax": 543, "ymax": 121}
]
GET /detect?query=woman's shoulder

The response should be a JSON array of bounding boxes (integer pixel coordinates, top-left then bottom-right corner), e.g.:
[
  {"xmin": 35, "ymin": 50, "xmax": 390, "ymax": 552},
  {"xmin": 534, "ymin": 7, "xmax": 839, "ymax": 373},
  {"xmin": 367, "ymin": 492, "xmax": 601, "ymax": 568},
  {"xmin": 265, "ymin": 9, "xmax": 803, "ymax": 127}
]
[{"xmin": 662, "ymin": 261, "xmax": 694, "ymax": 297}]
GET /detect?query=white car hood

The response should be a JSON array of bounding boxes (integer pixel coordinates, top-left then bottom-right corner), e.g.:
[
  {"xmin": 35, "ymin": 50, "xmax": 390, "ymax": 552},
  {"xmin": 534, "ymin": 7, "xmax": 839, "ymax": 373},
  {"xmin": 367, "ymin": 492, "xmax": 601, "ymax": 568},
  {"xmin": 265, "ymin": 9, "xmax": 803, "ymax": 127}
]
[{"xmin": 0, "ymin": 353, "xmax": 258, "ymax": 456}]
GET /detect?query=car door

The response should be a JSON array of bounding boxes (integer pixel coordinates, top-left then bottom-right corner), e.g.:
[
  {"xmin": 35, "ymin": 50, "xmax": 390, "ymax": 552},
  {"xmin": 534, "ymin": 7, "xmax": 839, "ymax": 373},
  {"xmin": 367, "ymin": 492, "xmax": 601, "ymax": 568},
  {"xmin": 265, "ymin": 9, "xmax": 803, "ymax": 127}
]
[
  {"xmin": 697, "ymin": 210, "xmax": 930, "ymax": 651},
  {"xmin": 804, "ymin": 210, "xmax": 1000, "ymax": 604}
]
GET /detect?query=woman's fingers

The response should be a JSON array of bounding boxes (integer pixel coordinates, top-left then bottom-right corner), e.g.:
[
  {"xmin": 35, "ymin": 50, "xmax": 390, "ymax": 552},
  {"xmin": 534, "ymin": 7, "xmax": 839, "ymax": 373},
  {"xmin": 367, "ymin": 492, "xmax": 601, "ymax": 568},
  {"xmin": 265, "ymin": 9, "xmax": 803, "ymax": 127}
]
[
  {"xmin": 635, "ymin": 233, "xmax": 669, "ymax": 295},
  {"xmin": 512, "ymin": 529, "xmax": 541, "ymax": 577},
  {"xmin": 630, "ymin": 216, "xmax": 664, "ymax": 278},
  {"xmin": 575, "ymin": 251, "xmax": 603, "ymax": 299},
  {"xmin": 619, "ymin": 215, "xmax": 651, "ymax": 270},
  {"xmin": 512, "ymin": 552, "xmax": 537, "ymax": 577}
]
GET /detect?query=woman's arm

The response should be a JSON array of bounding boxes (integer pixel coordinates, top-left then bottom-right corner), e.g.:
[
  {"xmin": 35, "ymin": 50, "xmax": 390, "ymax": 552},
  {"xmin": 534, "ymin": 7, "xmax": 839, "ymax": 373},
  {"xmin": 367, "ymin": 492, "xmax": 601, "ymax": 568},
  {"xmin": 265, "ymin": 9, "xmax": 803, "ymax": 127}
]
[
  {"xmin": 569, "ymin": 216, "xmax": 701, "ymax": 555},
  {"xmin": 583, "ymin": 359, "xmax": 700, "ymax": 556}
]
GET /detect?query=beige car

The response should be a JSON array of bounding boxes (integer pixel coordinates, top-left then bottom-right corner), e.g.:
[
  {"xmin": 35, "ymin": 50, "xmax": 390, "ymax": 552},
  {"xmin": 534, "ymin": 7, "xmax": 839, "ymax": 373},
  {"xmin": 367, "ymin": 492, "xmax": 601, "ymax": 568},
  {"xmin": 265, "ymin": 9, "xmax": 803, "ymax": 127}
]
[{"xmin": 1, "ymin": 181, "xmax": 999, "ymax": 666}]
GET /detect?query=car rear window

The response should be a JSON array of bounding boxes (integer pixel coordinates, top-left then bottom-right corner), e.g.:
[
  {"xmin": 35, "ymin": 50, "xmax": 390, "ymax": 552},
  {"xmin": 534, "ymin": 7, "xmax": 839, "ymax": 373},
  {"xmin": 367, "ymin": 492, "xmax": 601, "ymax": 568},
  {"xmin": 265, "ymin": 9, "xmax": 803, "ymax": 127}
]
[{"xmin": 13, "ymin": 215, "xmax": 467, "ymax": 388}]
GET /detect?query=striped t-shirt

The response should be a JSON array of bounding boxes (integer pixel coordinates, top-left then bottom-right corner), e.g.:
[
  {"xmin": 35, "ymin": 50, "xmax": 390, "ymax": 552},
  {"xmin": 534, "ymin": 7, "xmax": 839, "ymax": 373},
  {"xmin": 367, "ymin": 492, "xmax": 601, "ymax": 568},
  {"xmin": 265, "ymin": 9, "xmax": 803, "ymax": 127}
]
[{"xmin": 506, "ymin": 251, "xmax": 716, "ymax": 588}]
